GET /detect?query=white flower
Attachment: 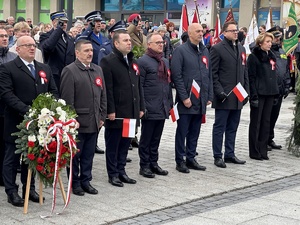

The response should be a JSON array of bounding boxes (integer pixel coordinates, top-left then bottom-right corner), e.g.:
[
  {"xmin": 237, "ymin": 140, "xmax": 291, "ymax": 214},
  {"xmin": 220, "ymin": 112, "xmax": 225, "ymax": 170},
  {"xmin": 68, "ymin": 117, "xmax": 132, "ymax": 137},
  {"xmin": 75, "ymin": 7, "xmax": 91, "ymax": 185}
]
[
  {"xmin": 39, "ymin": 128, "xmax": 47, "ymax": 135},
  {"xmin": 62, "ymin": 133, "xmax": 68, "ymax": 143},
  {"xmin": 28, "ymin": 135, "xmax": 36, "ymax": 142},
  {"xmin": 37, "ymin": 135, "xmax": 45, "ymax": 146},
  {"xmin": 59, "ymin": 112, "xmax": 66, "ymax": 122},
  {"xmin": 58, "ymin": 99, "xmax": 66, "ymax": 106},
  {"xmin": 56, "ymin": 107, "xmax": 63, "ymax": 114},
  {"xmin": 62, "ymin": 125, "xmax": 70, "ymax": 132},
  {"xmin": 41, "ymin": 108, "xmax": 50, "ymax": 116}
]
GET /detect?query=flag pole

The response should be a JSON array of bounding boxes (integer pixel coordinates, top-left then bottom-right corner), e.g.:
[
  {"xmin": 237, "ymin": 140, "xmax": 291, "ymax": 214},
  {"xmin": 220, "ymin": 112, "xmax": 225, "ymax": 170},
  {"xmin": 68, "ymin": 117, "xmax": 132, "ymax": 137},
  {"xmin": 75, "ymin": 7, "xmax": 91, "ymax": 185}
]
[{"xmin": 269, "ymin": 0, "xmax": 273, "ymax": 27}]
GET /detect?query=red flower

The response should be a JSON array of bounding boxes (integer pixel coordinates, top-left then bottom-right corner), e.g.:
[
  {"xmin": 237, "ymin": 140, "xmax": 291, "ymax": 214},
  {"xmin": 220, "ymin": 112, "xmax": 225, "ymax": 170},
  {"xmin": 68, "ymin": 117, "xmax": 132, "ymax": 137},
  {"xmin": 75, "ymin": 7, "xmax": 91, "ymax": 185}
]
[
  {"xmin": 37, "ymin": 157, "xmax": 44, "ymax": 164},
  {"xmin": 27, "ymin": 153, "xmax": 35, "ymax": 160},
  {"xmin": 61, "ymin": 145, "xmax": 69, "ymax": 154},
  {"xmin": 47, "ymin": 140, "xmax": 57, "ymax": 153},
  {"xmin": 49, "ymin": 162, "xmax": 55, "ymax": 167},
  {"xmin": 36, "ymin": 165, "xmax": 44, "ymax": 172},
  {"xmin": 28, "ymin": 141, "xmax": 35, "ymax": 148}
]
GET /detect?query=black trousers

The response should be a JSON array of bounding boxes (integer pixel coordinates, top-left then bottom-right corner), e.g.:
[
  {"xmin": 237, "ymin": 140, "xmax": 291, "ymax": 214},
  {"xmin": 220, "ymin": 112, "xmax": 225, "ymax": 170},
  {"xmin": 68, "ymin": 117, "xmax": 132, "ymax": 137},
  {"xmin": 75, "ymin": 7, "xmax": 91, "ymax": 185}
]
[
  {"xmin": 268, "ymin": 96, "xmax": 283, "ymax": 143},
  {"xmin": 138, "ymin": 119, "xmax": 165, "ymax": 169},
  {"xmin": 175, "ymin": 114, "xmax": 202, "ymax": 164},
  {"xmin": 105, "ymin": 128, "xmax": 131, "ymax": 178},
  {"xmin": 71, "ymin": 132, "xmax": 97, "ymax": 188},
  {"xmin": 3, "ymin": 142, "xmax": 35, "ymax": 195},
  {"xmin": 249, "ymin": 96, "xmax": 274, "ymax": 159},
  {"xmin": 212, "ymin": 109, "xmax": 241, "ymax": 159},
  {"xmin": 0, "ymin": 116, "xmax": 4, "ymax": 184}
]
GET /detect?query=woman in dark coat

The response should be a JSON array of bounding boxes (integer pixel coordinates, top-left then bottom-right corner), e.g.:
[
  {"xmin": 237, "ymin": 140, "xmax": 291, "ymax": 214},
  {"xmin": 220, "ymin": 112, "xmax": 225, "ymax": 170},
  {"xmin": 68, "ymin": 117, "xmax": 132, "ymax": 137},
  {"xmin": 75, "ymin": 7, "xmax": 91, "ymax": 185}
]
[{"xmin": 247, "ymin": 32, "xmax": 279, "ymax": 160}]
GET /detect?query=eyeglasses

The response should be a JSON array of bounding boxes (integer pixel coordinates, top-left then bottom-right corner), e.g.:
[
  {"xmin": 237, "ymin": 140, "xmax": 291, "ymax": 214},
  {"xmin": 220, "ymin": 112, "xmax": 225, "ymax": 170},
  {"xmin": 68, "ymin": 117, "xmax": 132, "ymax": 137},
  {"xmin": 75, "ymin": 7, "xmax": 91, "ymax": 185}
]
[
  {"xmin": 0, "ymin": 34, "xmax": 8, "ymax": 38},
  {"xmin": 26, "ymin": 21, "xmax": 32, "ymax": 23},
  {"xmin": 18, "ymin": 44, "xmax": 37, "ymax": 48},
  {"xmin": 150, "ymin": 41, "xmax": 164, "ymax": 45},
  {"xmin": 225, "ymin": 29, "xmax": 239, "ymax": 33},
  {"xmin": 20, "ymin": 30, "xmax": 31, "ymax": 33}
]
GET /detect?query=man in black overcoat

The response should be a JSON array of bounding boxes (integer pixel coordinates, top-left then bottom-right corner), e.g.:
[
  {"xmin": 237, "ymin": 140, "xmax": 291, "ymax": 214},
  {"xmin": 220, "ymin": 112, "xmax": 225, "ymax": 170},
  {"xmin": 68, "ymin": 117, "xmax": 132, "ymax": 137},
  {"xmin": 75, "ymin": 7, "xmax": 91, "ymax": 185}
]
[
  {"xmin": 210, "ymin": 21, "xmax": 249, "ymax": 168},
  {"xmin": 0, "ymin": 36, "xmax": 58, "ymax": 207}
]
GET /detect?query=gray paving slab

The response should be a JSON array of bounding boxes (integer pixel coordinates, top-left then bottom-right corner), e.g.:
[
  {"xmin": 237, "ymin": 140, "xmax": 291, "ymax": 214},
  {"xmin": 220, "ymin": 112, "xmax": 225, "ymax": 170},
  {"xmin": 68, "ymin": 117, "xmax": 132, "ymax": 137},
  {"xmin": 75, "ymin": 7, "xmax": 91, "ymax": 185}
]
[{"xmin": 0, "ymin": 92, "xmax": 299, "ymax": 224}]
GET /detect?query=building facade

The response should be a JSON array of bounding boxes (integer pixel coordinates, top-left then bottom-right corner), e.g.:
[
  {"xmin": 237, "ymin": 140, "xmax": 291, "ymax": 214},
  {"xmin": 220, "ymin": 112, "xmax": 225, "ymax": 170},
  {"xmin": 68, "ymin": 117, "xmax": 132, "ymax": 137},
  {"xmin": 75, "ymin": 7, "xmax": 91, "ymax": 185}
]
[{"xmin": 0, "ymin": 0, "xmax": 290, "ymax": 29}]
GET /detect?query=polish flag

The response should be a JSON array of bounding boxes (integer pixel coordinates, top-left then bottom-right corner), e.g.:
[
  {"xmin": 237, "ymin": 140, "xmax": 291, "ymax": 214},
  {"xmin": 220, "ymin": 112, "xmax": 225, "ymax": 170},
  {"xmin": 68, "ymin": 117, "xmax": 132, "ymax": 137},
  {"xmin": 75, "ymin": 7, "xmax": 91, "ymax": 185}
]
[
  {"xmin": 122, "ymin": 118, "xmax": 136, "ymax": 138},
  {"xmin": 233, "ymin": 82, "xmax": 248, "ymax": 102},
  {"xmin": 170, "ymin": 103, "xmax": 179, "ymax": 122},
  {"xmin": 191, "ymin": 80, "xmax": 200, "ymax": 99}
]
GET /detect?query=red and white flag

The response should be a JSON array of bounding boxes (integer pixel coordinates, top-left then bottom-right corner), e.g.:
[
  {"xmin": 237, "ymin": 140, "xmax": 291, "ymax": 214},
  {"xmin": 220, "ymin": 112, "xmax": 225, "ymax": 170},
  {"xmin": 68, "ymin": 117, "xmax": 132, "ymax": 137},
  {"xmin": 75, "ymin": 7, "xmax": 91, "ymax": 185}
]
[
  {"xmin": 232, "ymin": 82, "xmax": 248, "ymax": 102},
  {"xmin": 178, "ymin": 3, "xmax": 189, "ymax": 43},
  {"xmin": 212, "ymin": 14, "xmax": 222, "ymax": 46},
  {"xmin": 122, "ymin": 118, "xmax": 136, "ymax": 138},
  {"xmin": 170, "ymin": 103, "xmax": 180, "ymax": 122},
  {"xmin": 191, "ymin": 79, "xmax": 200, "ymax": 99}
]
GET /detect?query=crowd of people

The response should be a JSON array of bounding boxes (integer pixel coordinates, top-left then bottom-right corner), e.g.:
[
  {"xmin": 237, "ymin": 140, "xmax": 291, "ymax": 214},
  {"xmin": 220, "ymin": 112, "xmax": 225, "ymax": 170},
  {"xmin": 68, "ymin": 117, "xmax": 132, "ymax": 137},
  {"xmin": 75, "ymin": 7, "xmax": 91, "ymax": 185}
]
[{"xmin": 0, "ymin": 10, "xmax": 299, "ymax": 209}]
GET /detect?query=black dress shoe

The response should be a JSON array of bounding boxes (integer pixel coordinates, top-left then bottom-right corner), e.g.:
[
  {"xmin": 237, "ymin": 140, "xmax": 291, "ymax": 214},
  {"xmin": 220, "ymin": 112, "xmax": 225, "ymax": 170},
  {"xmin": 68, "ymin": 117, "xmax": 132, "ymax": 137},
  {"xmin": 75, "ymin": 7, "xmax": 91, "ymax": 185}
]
[
  {"xmin": 214, "ymin": 158, "xmax": 226, "ymax": 168},
  {"xmin": 119, "ymin": 174, "xmax": 137, "ymax": 184},
  {"xmin": 176, "ymin": 161, "xmax": 190, "ymax": 173},
  {"xmin": 151, "ymin": 165, "xmax": 168, "ymax": 176},
  {"xmin": 109, "ymin": 177, "xmax": 124, "ymax": 187},
  {"xmin": 262, "ymin": 156, "xmax": 269, "ymax": 160},
  {"xmin": 73, "ymin": 186, "xmax": 85, "ymax": 196},
  {"xmin": 268, "ymin": 141, "xmax": 282, "ymax": 149},
  {"xmin": 140, "ymin": 168, "xmax": 155, "ymax": 178},
  {"xmin": 250, "ymin": 156, "xmax": 263, "ymax": 161},
  {"xmin": 267, "ymin": 145, "xmax": 272, "ymax": 151},
  {"xmin": 131, "ymin": 137, "xmax": 139, "ymax": 148},
  {"xmin": 22, "ymin": 189, "xmax": 45, "ymax": 202},
  {"xmin": 8, "ymin": 192, "xmax": 24, "ymax": 207},
  {"xmin": 186, "ymin": 159, "xmax": 206, "ymax": 171},
  {"xmin": 195, "ymin": 151, "xmax": 199, "ymax": 156},
  {"xmin": 82, "ymin": 184, "xmax": 98, "ymax": 194},
  {"xmin": 224, "ymin": 156, "xmax": 246, "ymax": 164},
  {"xmin": 95, "ymin": 146, "xmax": 105, "ymax": 154},
  {"xmin": 126, "ymin": 157, "xmax": 132, "ymax": 163}
]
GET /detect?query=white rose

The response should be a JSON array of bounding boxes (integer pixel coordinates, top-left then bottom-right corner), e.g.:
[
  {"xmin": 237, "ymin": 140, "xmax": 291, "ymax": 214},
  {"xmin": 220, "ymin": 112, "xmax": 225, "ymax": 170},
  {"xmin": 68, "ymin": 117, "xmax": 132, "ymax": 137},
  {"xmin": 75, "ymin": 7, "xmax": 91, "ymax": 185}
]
[
  {"xmin": 56, "ymin": 107, "xmax": 63, "ymax": 114},
  {"xmin": 37, "ymin": 135, "xmax": 45, "ymax": 146},
  {"xmin": 41, "ymin": 108, "xmax": 50, "ymax": 116},
  {"xmin": 28, "ymin": 135, "xmax": 36, "ymax": 142},
  {"xmin": 39, "ymin": 128, "xmax": 47, "ymax": 135},
  {"xmin": 58, "ymin": 99, "xmax": 66, "ymax": 106}
]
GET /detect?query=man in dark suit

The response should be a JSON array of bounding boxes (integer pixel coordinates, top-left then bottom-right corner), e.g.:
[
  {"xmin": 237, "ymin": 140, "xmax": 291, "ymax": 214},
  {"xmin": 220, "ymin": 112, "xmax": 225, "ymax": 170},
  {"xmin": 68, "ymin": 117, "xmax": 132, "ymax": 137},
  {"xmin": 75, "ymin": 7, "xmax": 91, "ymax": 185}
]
[
  {"xmin": 60, "ymin": 40, "xmax": 107, "ymax": 196},
  {"xmin": 0, "ymin": 36, "xmax": 58, "ymax": 207},
  {"xmin": 77, "ymin": 11, "xmax": 108, "ymax": 65},
  {"xmin": 100, "ymin": 30, "xmax": 144, "ymax": 187},
  {"xmin": 39, "ymin": 11, "xmax": 75, "ymax": 91},
  {"xmin": 171, "ymin": 23, "xmax": 213, "ymax": 174},
  {"xmin": 210, "ymin": 21, "xmax": 248, "ymax": 168}
]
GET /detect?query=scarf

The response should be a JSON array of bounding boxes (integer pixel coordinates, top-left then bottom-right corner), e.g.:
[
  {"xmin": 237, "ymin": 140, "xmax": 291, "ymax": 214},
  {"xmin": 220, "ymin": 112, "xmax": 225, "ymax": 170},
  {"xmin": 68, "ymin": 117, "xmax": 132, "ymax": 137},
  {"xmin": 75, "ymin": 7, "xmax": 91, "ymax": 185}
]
[{"xmin": 146, "ymin": 48, "xmax": 169, "ymax": 83}]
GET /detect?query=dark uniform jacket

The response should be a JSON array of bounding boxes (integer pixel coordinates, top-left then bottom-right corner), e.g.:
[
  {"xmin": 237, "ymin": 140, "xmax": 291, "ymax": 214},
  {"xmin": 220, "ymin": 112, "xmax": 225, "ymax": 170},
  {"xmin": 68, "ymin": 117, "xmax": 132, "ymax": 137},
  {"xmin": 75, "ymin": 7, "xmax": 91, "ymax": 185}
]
[
  {"xmin": 0, "ymin": 56, "xmax": 58, "ymax": 143},
  {"xmin": 296, "ymin": 43, "xmax": 300, "ymax": 70},
  {"xmin": 100, "ymin": 48, "xmax": 145, "ymax": 129},
  {"xmin": 39, "ymin": 27, "xmax": 76, "ymax": 90},
  {"xmin": 77, "ymin": 26, "xmax": 108, "ymax": 65},
  {"xmin": 210, "ymin": 37, "xmax": 249, "ymax": 109},
  {"xmin": 137, "ymin": 54, "xmax": 173, "ymax": 120},
  {"xmin": 247, "ymin": 46, "xmax": 279, "ymax": 99},
  {"xmin": 98, "ymin": 39, "xmax": 112, "ymax": 65},
  {"xmin": 271, "ymin": 44, "xmax": 290, "ymax": 96},
  {"xmin": 60, "ymin": 59, "xmax": 107, "ymax": 133},
  {"xmin": 171, "ymin": 39, "xmax": 213, "ymax": 115}
]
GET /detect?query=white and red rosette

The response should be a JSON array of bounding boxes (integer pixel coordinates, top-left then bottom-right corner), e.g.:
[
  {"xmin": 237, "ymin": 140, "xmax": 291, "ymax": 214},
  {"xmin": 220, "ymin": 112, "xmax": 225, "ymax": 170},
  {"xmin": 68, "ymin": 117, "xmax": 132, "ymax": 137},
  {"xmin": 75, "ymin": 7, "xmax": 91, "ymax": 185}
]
[
  {"xmin": 241, "ymin": 52, "xmax": 246, "ymax": 65},
  {"xmin": 270, "ymin": 59, "xmax": 276, "ymax": 70},
  {"xmin": 132, "ymin": 63, "xmax": 140, "ymax": 75},
  {"xmin": 202, "ymin": 56, "xmax": 208, "ymax": 69},
  {"xmin": 39, "ymin": 70, "xmax": 48, "ymax": 84},
  {"xmin": 95, "ymin": 77, "xmax": 103, "ymax": 88}
]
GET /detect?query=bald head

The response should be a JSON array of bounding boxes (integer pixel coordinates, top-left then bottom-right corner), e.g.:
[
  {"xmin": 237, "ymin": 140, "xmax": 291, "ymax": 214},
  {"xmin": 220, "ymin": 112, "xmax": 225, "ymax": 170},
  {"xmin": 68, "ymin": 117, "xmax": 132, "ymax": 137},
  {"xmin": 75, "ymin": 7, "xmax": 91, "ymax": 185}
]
[{"xmin": 188, "ymin": 23, "xmax": 203, "ymax": 45}]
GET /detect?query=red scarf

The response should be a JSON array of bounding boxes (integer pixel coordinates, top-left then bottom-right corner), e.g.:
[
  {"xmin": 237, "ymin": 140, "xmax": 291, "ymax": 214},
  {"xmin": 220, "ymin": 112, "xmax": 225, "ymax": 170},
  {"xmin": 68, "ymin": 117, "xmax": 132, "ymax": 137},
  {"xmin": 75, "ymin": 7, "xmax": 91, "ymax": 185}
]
[{"xmin": 146, "ymin": 48, "xmax": 169, "ymax": 83}]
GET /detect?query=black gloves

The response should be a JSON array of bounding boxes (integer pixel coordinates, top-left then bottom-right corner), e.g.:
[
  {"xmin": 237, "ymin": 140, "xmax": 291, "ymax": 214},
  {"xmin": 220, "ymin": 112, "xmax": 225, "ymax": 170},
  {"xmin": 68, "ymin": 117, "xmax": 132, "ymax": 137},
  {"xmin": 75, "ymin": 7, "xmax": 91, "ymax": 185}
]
[
  {"xmin": 216, "ymin": 92, "xmax": 227, "ymax": 102},
  {"xmin": 132, "ymin": 15, "xmax": 141, "ymax": 26},
  {"xmin": 89, "ymin": 20, "xmax": 95, "ymax": 30},
  {"xmin": 250, "ymin": 99, "xmax": 259, "ymax": 108},
  {"xmin": 283, "ymin": 88, "xmax": 289, "ymax": 99},
  {"xmin": 57, "ymin": 20, "xmax": 65, "ymax": 28},
  {"xmin": 243, "ymin": 97, "xmax": 249, "ymax": 106}
]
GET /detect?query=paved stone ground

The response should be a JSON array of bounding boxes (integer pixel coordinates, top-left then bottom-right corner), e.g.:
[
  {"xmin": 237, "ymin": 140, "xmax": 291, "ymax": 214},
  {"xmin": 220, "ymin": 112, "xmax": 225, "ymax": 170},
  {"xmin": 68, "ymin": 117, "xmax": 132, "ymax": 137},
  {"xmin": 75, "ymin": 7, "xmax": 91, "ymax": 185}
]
[{"xmin": 0, "ymin": 92, "xmax": 299, "ymax": 225}]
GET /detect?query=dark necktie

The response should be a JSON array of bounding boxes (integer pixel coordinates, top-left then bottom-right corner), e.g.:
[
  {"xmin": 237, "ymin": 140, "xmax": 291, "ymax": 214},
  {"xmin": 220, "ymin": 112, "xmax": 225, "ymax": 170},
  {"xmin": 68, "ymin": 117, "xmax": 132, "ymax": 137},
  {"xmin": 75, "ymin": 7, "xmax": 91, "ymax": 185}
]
[{"xmin": 28, "ymin": 64, "xmax": 35, "ymax": 78}]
